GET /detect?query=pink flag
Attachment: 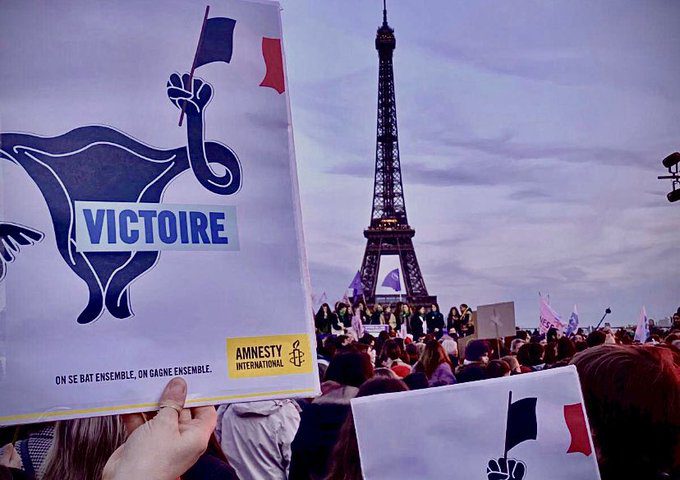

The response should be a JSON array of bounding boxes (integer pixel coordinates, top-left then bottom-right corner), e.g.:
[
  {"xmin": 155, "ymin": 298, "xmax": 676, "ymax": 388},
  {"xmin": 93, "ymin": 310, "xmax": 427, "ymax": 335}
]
[{"xmin": 539, "ymin": 295, "xmax": 564, "ymax": 334}]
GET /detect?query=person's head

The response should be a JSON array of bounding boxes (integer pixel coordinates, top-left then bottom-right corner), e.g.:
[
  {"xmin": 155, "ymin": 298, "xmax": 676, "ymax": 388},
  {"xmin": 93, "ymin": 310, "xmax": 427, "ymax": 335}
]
[
  {"xmin": 510, "ymin": 338, "xmax": 526, "ymax": 354},
  {"xmin": 384, "ymin": 305, "xmax": 391, "ymax": 314},
  {"xmin": 404, "ymin": 343, "xmax": 419, "ymax": 365},
  {"xmin": 465, "ymin": 340, "xmax": 490, "ymax": 364},
  {"xmin": 418, "ymin": 306, "xmax": 425, "ymax": 315},
  {"xmin": 517, "ymin": 342, "xmax": 544, "ymax": 367},
  {"xmin": 419, "ymin": 340, "xmax": 452, "ymax": 378},
  {"xmin": 338, "ymin": 304, "xmax": 347, "ymax": 315},
  {"xmin": 336, "ymin": 334, "xmax": 352, "ymax": 347},
  {"xmin": 571, "ymin": 345, "xmax": 680, "ymax": 479},
  {"xmin": 543, "ymin": 341, "xmax": 558, "ymax": 365},
  {"xmin": 587, "ymin": 330, "xmax": 607, "ymax": 348},
  {"xmin": 556, "ymin": 336, "xmax": 576, "ymax": 361},
  {"xmin": 431, "ymin": 304, "xmax": 438, "ymax": 312},
  {"xmin": 373, "ymin": 367, "xmax": 399, "ymax": 379},
  {"xmin": 383, "ymin": 339, "xmax": 403, "ymax": 361},
  {"xmin": 326, "ymin": 378, "xmax": 408, "ymax": 480},
  {"xmin": 515, "ymin": 330, "xmax": 529, "ymax": 342},
  {"xmin": 403, "ymin": 372, "xmax": 429, "ymax": 390},
  {"xmin": 460, "ymin": 303, "xmax": 468, "ymax": 312},
  {"xmin": 439, "ymin": 336, "xmax": 458, "ymax": 357},
  {"xmin": 456, "ymin": 364, "xmax": 486, "ymax": 383},
  {"xmin": 486, "ymin": 359, "xmax": 511, "ymax": 379},
  {"xmin": 401, "ymin": 304, "xmax": 410, "ymax": 313},
  {"xmin": 324, "ymin": 351, "xmax": 374, "ymax": 388},
  {"xmin": 546, "ymin": 327, "xmax": 559, "ymax": 343},
  {"xmin": 42, "ymin": 416, "xmax": 126, "ymax": 480},
  {"xmin": 448, "ymin": 306, "xmax": 460, "ymax": 317},
  {"xmin": 501, "ymin": 355, "xmax": 521, "ymax": 374}
]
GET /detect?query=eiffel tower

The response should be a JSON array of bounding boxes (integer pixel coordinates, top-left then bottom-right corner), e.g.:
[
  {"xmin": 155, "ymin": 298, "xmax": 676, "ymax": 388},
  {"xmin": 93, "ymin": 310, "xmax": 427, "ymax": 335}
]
[{"xmin": 355, "ymin": 2, "xmax": 437, "ymax": 308}]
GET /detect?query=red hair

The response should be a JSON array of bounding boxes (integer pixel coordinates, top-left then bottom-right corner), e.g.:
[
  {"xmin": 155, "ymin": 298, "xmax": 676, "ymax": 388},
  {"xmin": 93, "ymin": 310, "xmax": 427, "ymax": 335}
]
[{"xmin": 571, "ymin": 345, "xmax": 680, "ymax": 479}]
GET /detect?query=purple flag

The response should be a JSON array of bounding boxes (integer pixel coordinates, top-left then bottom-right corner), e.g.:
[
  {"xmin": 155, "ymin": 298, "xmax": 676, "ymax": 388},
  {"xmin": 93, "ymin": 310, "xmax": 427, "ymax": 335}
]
[
  {"xmin": 348, "ymin": 271, "xmax": 363, "ymax": 297},
  {"xmin": 381, "ymin": 268, "xmax": 401, "ymax": 292}
]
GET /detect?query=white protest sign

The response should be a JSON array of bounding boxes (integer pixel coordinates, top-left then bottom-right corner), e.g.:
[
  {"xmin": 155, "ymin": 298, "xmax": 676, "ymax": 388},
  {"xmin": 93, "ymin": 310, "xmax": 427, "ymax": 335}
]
[
  {"xmin": 352, "ymin": 366, "xmax": 600, "ymax": 480},
  {"xmin": 0, "ymin": 0, "xmax": 320, "ymax": 425},
  {"xmin": 364, "ymin": 324, "xmax": 390, "ymax": 337},
  {"xmin": 477, "ymin": 301, "xmax": 516, "ymax": 340}
]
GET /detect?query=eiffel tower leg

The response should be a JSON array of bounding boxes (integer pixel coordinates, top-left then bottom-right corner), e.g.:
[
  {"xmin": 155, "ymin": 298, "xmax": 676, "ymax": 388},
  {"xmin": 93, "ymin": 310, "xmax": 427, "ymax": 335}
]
[
  {"xmin": 397, "ymin": 238, "xmax": 429, "ymax": 300},
  {"xmin": 359, "ymin": 237, "xmax": 381, "ymax": 304}
]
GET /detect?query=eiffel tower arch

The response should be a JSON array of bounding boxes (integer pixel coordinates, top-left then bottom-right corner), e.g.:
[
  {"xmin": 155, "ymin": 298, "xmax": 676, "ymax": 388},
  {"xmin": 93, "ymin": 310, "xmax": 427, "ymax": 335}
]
[{"xmin": 355, "ymin": 3, "xmax": 437, "ymax": 309}]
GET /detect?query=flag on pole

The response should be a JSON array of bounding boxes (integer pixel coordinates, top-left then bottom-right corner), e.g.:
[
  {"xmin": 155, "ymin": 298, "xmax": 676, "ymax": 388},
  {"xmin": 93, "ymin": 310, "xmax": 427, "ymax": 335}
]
[
  {"xmin": 539, "ymin": 295, "xmax": 564, "ymax": 334},
  {"xmin": 348, "ymin": 271, "xmax": 364, "ymax": 298},
  {"xmin": 381, "ymin": 268, "xmax": 402, "ymax": 292},
  {"xmin": 504, "ymin": 393, "xmax": 538, "ymax": 456},
  {"xmin": 565, "ymin": 305, "xmax": 579, "ymax": 336},
  {"xmin": 194, "ymin": 17, "xmax": 237, "ymax": 68},
  {"xmin": 634, "ymin": 306, "xmax": 649, "ymax": 343}
]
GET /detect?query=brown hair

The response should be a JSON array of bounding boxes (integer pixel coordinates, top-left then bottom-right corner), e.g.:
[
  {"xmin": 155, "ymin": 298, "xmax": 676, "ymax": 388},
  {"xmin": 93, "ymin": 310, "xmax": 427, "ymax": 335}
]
[
  {"xmin": 418, "ymin": 340, "xmax": 453, "ymax": 378},
  {"xmin": 42, "ymin": 415, "xmax": 126, "ymax": 480},
  {"xmin": 570, "ymin": 345, "xmax": 680, "ymax": 479}
]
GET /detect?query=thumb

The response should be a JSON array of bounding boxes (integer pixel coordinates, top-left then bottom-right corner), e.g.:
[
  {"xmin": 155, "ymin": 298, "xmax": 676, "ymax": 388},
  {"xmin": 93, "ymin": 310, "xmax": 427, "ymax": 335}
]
[{"xmin": 156, "ymin": 377, "xmax": 187, "ymax": 423}]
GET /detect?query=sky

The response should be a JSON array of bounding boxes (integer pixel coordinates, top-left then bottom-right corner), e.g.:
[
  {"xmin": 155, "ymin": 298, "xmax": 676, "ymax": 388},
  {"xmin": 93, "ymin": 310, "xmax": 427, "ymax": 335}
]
[{"xmin": 279, "ymin": 0, "xmax": 680, "ymax": 327}]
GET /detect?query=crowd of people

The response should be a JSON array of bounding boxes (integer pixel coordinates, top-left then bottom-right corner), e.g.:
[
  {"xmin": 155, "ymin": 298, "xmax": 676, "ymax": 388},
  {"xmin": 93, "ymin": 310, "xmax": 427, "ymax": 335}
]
[
  {"xmin": 314, "ymin": 301, "xmax": 476, "ymax": 338},
  {"xmin": 1, "ymin": 306, "xmax": 679, "ymax": 480}
]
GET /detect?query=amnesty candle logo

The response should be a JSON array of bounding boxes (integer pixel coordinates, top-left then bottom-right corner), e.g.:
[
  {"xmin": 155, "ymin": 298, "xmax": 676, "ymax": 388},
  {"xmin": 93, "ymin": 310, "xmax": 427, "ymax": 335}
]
[{"xmin": 226, "ymin": 334, "xmax": 313, "ymax": 378}]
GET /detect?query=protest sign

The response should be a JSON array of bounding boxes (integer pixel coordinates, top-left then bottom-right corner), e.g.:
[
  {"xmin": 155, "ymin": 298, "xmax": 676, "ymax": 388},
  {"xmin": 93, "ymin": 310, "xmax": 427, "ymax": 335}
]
[
  {"xmin": 476, "ymin": 301, "xmax": 516, "ymax": 340},
  {"xmin": 352, "ymin": 366, "xmax": 600, "ymax": 480},
  {"xmin": 0, "ymin": 0, "xmax": 319, "ymax": 425},
  {"xmin": 364, "ymin": 325, "xmax": 389, "ymax": 336}
]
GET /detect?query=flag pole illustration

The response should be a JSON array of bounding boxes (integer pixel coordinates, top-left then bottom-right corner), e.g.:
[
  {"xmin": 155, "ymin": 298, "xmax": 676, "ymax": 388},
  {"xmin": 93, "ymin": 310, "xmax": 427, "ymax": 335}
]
[
  {"xmin": 179, "ymin": 5, "xmax": 210, "ymax": 127},
  {"xmin": 178, "ymin": 6, "xmax": 238, "ymax": 126},
  {"xmin": 503, "ymin": 391, "xmax": 538, "ymax": 461}
]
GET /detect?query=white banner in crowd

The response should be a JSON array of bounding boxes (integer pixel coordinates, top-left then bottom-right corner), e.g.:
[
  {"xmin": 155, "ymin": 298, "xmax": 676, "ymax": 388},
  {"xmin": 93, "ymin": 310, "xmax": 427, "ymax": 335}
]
[
  {"xmin": 476, "ymin": 301, "xmax": 516, "ymax": 340},
  {"xmin": 0, "ymin": 0, "xmax": 319, "ymax": 425},
  {"xmin": 352, "ymin": 367, "xmax": 600, "ymax": 480}
]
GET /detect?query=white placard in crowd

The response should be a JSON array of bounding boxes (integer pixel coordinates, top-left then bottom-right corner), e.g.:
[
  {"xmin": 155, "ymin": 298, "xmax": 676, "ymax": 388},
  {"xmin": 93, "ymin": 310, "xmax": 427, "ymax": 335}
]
[
  {"xmin": 0, "ymin": 0, "xmax": 319, "ymax": 425},
  {"xmin": 476, "ymin": 301, "xmax": 517, "ymax": 340},
  {"xmin": 364, "ymin": 324, "xmax": 390, "ymax": 337},
  {"xmin": 352, "ymin": 366, "xmax": 600, "ymax": 480}
]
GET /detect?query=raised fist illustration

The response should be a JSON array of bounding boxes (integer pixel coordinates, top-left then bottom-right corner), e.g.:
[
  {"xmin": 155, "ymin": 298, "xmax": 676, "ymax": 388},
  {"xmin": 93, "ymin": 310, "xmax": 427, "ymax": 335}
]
[
  {"xmin": 167, "ymin": 73, "xmax": 213, "ymax": 115},
  {"xmin": 487, "ymin": 458, "xmax": 526, "ymax": 480}
]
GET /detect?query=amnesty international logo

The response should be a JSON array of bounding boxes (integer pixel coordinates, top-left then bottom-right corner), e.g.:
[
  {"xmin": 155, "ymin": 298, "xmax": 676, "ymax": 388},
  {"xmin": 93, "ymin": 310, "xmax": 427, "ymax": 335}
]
[
  {"xmin": 289, "ymin": 340, "xmax": 305, "ymax": 367},
  {"xmin": 226, "ymin": 334, "xmax": 313, "ymax": 378}
]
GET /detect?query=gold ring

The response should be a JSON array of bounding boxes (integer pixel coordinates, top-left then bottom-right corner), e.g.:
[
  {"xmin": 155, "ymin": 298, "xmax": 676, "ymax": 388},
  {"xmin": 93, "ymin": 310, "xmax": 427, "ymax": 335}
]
[{"xmin": 158, "ymin": 401, "xmax": 183, "ymax": 414}]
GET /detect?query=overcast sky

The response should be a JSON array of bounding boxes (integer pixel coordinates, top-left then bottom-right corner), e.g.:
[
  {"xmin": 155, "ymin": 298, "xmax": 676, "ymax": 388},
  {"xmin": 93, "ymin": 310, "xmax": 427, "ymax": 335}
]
[{"xmin": 279, "ymin": 0, "xmax": 680, "ymax": 327}]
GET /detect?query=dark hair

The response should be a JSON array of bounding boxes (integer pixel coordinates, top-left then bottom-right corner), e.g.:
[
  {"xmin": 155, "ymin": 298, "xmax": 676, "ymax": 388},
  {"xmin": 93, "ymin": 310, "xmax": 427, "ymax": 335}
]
[
  {"xmin": 517, "ymin": 343, "xmax": 544, "ymax": 367},
  {"xmin": 543, "ymin": 341, "xmax": 558, "ymax": 365},
  {"xmin": 586, "ymin": 330, "xmax": 606, "ymax": 347},
  {"xmin": 456, "ymin": 364, "xmax": 486, "ymax": 383},
  {"xmin": 556, "ymin": 337, "xmax": 576, "ymax": 361},
  {"xmin": 324, "ymin": 351, "xmax": 374, "ymax": 387},
  {"xmin": 403, "ymin": 372, "xmax": 429, "ymax": 390},
  {"xmin": 571, "ymin": 345, "xmax": 680, "ymax": 479},
  {"xmin": 464, "ymin": 340, "xmax": 489, "ymax": 362},
  {"xmin": 325, "ymin": 378, "xmax": 408, "ymax": 480},
  {"xmin": 485, "ymin": 359, "xmax": 511, "ymax": 379}
]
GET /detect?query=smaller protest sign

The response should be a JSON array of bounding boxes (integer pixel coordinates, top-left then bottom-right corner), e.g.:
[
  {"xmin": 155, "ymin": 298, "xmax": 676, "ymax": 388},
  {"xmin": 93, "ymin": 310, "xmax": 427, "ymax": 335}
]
[
  {"xmin": 364, "ymin": 325, "xmax": 390, "ymax": 337},
  {"xmin": 352, "ymin": 366, "xmax": 600, "ymax": 480},
  {"xmin": 476, "ymin": 301, "xmax": 516, "ymax": 340}
]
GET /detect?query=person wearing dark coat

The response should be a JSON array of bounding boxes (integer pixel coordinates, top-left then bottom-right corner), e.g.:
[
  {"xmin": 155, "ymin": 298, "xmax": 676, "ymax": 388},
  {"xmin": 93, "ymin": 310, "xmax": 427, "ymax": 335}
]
[
  {"xmin": 426, "ymin": 304, "xmax": 445, "ymax": 337},
  {"xmin": 288, "ymin": 351, "xmax": 373, "ymax": 480},
  {"xmin": 314, "ymin": 303, "xmax": 336, "ymax": 335},
  {"xmin": 409, "ymin": 307, "xmax": 427, "ymax": 340}
]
